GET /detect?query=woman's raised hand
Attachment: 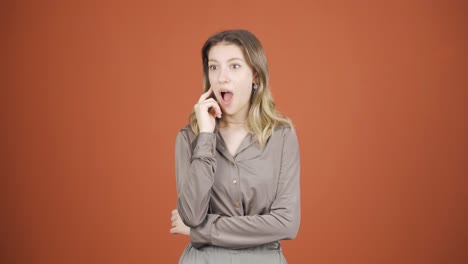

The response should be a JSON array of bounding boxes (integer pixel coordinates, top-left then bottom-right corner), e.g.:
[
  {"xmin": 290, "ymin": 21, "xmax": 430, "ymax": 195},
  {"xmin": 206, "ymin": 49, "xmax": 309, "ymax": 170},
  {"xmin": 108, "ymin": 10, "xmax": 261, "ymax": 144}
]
[{"xmin": 194, "ymin": 87, "xmax": 222, "ymax": 133}]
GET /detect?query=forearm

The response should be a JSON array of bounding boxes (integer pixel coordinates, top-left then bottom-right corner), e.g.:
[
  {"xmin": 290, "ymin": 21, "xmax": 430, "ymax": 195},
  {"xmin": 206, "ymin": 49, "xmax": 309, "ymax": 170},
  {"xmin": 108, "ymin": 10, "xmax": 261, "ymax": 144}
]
[
  {"xmin": 177, "ymin": 160, "xmax": 214, "ymax": 227},
  {"xmin": 190, "ymin": 204, "xmax": 300, "ymax": 249},
  {"xmin": 176, "ymin": 132, "xmax": 216, "ymax": 227}
]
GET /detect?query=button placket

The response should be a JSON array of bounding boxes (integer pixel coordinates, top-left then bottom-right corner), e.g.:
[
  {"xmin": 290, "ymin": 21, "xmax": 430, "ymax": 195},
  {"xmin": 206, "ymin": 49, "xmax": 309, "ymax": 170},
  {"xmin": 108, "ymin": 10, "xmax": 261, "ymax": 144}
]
[{"xmin": 232, "ymin": 161, "xmax": 241, "ymax": 208}]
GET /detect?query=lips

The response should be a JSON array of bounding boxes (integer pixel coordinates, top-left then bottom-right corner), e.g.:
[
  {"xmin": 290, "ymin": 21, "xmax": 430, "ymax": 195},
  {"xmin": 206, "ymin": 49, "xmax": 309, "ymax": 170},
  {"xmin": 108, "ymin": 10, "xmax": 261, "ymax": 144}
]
[{"xmin": 219, "ymin": 89, "xmax": 233, "ymax": 105}]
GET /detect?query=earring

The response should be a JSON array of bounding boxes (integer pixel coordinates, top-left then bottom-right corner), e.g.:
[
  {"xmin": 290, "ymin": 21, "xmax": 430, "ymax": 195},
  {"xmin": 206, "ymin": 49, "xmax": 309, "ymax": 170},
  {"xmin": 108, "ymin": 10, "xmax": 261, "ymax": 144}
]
[{"xmin": 253, "ymin": 83, "xmax": 258, "ymax": 89}]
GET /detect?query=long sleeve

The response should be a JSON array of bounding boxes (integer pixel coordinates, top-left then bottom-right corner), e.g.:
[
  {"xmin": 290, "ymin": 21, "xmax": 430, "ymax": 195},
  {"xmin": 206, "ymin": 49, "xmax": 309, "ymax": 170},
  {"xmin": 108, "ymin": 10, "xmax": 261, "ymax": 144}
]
[
  {"xmin": 189, "ymin": 128, "xmax": 301, "ymax": 249},
  {"xmin": 176, "ymin": 131, "xmax": 217, "ymax": 227}
]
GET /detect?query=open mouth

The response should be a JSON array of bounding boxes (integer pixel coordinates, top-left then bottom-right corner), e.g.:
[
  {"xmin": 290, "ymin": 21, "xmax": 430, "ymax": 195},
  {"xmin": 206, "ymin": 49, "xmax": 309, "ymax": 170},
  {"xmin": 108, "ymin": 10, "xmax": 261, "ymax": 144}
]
[{"xmin": 220, "ymin": 90, "xmax": 233, "ymax": 104}]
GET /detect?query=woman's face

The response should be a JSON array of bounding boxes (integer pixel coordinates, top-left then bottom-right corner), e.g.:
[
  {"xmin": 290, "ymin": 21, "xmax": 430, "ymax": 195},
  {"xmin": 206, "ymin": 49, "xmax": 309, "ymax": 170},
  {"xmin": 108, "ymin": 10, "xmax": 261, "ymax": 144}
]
[{"xmin": 207, "ymin": 43, "xmax": 256, "ymax": 118}]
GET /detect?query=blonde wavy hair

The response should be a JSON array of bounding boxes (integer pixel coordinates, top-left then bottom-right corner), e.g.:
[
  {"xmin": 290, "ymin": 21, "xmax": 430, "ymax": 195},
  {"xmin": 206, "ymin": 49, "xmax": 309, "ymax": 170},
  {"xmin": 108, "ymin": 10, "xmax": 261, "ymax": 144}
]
[{"xmin": 189, "ymin": 29, "xmax": 292, "ymax": 148}]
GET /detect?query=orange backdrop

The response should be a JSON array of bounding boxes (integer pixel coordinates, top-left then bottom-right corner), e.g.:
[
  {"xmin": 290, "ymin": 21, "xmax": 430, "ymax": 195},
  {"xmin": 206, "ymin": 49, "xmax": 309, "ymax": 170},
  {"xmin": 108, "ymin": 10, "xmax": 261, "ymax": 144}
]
[{"xmin": 2, "ymin": 0, "xmax": 467, "ymax": 263}]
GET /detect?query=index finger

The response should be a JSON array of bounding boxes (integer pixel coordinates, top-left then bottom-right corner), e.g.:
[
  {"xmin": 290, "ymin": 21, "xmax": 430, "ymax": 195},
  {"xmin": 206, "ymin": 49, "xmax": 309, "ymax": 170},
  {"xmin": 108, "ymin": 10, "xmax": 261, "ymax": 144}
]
[{"xmin": 198, "ymin": 87, "xmax": 213, "ymax": 103}]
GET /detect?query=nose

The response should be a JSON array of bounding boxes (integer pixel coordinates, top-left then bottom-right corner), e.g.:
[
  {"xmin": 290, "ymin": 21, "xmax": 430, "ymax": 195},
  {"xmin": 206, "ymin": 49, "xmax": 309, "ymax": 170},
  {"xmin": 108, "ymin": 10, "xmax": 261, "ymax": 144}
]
[{"xmin": 216, "ymin": 66, "xmax": 229, "ymax": 83}]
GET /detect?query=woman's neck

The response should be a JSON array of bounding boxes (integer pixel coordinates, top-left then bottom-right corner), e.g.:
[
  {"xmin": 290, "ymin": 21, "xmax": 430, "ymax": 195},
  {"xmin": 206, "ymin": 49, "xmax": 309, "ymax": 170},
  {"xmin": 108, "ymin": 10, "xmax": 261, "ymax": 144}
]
[{"xmin": 218, "ymin": 115, "xmax": 248, "ymax": 129}]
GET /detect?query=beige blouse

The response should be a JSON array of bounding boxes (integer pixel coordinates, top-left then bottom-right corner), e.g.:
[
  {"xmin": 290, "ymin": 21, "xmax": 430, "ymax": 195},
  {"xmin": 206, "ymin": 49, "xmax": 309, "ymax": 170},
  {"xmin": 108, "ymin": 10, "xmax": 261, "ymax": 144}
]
[{"xmin": 175, "ymin": 125, "xmax": 301, "ymax": 249}]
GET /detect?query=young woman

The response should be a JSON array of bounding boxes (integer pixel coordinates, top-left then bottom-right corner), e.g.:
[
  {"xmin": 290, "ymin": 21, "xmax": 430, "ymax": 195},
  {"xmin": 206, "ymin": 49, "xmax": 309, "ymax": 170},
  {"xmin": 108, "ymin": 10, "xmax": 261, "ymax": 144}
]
[{"xmin": 170, "ymin": 29, "xmax": 301, "ymax": 263}]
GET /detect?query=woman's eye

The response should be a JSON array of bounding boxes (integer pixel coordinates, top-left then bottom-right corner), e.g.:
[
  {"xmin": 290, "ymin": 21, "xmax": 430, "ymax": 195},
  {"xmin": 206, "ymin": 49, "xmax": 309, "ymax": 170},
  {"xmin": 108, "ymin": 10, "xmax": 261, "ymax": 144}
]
[
  {"xmin": 231, "ymin": 64, "xmax": 240, "ymax": 69},
  {"xmin": 209, "ymin": 65, "xmax": 217, "ymax": 70}
]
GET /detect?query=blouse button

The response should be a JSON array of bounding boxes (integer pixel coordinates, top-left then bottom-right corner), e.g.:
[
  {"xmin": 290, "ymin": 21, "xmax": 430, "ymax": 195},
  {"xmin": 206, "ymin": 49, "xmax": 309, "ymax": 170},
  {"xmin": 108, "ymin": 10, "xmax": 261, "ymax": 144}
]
[
  {"xmin": 233, "ymin": 179, "xmax": 237, "ymax": 184},
  {"xmin": 234, "ymin": 201, "xmax": 240, "ymax": 206}
]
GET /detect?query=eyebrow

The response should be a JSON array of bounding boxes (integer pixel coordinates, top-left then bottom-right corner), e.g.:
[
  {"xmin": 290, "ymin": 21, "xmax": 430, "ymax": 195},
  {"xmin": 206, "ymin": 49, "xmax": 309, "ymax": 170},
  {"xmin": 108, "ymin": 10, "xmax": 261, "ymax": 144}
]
[{"xmin": 208, "ymin": 57, "xmax": 245, "ymax": 63}]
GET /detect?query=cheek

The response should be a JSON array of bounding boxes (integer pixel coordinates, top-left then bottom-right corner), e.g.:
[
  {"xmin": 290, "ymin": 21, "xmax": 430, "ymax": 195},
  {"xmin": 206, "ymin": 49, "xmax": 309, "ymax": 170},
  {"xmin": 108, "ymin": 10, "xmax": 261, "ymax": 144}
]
[
  {"xmin": 212, "ymin": 89, "xmax": 221, "ymax": 101},
  {"xmin": 208, "ymin": 73, "xmax": 216, "ymax": 85},
  {"xmin": 241, "ymin": 76, "xmax": 254, "ymax": 93},
  {"xmin": 214, "ymin": 92, "xmax": 221, "ymax": 101}
]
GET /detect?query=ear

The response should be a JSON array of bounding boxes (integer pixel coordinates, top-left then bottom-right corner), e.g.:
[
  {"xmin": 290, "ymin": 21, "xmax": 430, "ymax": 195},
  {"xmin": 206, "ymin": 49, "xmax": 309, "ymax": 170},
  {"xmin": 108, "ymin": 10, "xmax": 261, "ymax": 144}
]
[{"xmin": 253, "ymin": 72, "xmax": 259, "ymax": 84}]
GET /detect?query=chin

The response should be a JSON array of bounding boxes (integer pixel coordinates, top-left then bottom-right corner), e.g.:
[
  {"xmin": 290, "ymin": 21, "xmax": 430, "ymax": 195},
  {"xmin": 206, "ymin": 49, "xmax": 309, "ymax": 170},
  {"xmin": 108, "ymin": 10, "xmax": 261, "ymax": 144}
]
[{"xmin": 221, "ymin": 107, "xmax": 237, "ymax": 116}]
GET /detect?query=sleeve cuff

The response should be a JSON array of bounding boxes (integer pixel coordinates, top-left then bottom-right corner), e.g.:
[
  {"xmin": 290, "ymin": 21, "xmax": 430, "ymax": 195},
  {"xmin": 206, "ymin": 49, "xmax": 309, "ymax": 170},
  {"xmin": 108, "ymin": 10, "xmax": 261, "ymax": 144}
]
[
  {"xmin": 193, "ymin": 132, "xmax": 216, "ymax": 159},
  {"xmin": 190, "ymin": 214, "xmax": 220, "ymax": 248}
]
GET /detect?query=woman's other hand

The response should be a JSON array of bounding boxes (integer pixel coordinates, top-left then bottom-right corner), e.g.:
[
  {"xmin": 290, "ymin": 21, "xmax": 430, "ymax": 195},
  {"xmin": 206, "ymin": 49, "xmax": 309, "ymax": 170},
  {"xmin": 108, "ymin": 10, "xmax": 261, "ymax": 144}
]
[
  {"xmin": 195, "ymin": 87, "xmax": 222, "ymax": 133},
  {"xmin": 170, "ymin": 209, "xmax": 190, "ymax": 236}
]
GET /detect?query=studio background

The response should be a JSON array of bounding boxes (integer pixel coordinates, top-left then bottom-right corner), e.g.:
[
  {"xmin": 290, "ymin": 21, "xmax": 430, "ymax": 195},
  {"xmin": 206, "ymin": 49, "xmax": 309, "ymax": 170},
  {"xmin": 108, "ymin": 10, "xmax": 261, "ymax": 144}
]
[{"xmin": 2, "ymin": 0, "xmax": 467, "ymax": 263}]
